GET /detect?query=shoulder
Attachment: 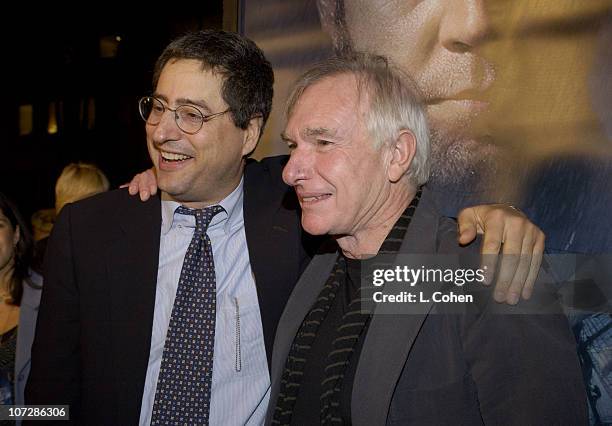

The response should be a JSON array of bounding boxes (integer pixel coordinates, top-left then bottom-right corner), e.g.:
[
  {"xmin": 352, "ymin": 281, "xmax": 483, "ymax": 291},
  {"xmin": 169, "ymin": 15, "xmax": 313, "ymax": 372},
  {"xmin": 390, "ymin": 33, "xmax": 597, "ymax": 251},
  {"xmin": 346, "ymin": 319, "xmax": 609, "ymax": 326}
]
[
  {"xmin": 60, "ymin": 188, "xmax": 159, "ymax": 222},
  {"xmin": 247, "ymin": 154, "xmax": 290, "ymax": 170},
  {"xmin": 52, "ymin": 188, "xmax": 160, "ymax": 244},
  {"xmin": 244, "ymin": 155, "xmax": 289, "ymax": 187},
  {"xmin": 243, "ymin": 155, "xmax": 294, "ymax": 205},
  {"xmin": 408, "ymin": 187, "xmax": 480, "ymax": 254},
  {"xmin": 20, "ymin": 271, "xmax": 43, "ymax": 309},
  {"xmin": 65, "ymin": 187, "xmax": 147, "ymax": 212}
]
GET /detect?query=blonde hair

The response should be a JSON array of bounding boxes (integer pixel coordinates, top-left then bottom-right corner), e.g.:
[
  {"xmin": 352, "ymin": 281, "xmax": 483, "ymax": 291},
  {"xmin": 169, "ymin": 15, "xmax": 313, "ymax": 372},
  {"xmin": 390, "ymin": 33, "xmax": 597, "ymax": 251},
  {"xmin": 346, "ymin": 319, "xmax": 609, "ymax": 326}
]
[{"xmin": 55, "ymin": 163, "xmax": 110, "ymax": 213}]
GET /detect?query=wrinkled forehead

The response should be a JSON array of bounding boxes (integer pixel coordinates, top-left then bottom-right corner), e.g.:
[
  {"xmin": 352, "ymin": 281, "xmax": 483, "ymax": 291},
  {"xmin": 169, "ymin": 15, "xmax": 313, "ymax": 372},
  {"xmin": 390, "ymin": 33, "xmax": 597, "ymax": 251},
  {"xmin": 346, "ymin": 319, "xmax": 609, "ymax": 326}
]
[
  {"xmin": 288, "ymin": 72, "xmax": 370, "ymax": 122},
  {"xmin": 290, "ymin": 79, "xmax": 366, "ymax": 131},
  {"xmin": 155, "ymin": 59, "xmax": 228, "ymax": 109},
  {"xmin": 284, "ymin": 75, "xmax": 377, "ymax": 150}
]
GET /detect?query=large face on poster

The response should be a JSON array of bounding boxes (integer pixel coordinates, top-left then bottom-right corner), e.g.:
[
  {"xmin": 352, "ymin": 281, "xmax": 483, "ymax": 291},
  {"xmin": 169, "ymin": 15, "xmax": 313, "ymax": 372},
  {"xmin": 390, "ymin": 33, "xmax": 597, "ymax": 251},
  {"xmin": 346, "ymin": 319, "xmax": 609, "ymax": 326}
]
[
  {"xmin": 320, "ymin": 0, "xmax": 498, "ymax": 185},
  {"xmin": 243, "ymin": 0, "xmax": 612, "ymax": 252},
  {"xmin": 317, "ymin": 0, "xmax": 611, "ymax": 185}
]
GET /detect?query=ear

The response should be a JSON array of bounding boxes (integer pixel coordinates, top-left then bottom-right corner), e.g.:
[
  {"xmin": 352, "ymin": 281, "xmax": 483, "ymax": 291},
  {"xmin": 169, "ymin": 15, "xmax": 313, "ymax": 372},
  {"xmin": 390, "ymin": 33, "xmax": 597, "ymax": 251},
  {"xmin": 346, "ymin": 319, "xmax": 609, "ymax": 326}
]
[
  {"xmin": 241, "ymin": 115, "xmax": 263, "ymax": 157},
  {"xmin": 387, "ymin": 129, "xmax": 417, "ymax": 183}
]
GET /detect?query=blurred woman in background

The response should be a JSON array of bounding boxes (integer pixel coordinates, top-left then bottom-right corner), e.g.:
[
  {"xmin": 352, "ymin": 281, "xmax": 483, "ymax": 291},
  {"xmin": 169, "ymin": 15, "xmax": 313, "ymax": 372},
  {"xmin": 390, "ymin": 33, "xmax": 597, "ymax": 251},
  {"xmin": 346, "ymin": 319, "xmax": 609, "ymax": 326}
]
[
  {"xmin": 31, "ymin": 162, "xmax": 110, "ymax": 274},
  {"xmin": 0, "ymin": 192, "xmax": 41, "ymax": 409}
]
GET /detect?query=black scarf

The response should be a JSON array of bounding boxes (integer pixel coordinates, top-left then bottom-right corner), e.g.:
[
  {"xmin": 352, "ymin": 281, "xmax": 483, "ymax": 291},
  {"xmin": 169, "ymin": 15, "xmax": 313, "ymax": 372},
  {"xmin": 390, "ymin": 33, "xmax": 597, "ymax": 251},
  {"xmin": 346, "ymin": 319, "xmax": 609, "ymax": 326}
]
[{"xmin": 273, "ymin": 190, "xmax": 422, "ymax": 425}]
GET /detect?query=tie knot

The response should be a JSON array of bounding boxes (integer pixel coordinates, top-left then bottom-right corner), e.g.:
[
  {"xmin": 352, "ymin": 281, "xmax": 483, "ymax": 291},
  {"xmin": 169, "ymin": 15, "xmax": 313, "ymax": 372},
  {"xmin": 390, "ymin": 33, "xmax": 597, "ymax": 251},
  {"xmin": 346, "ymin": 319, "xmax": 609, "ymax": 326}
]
[{"xmin": 176, "ymin": 205, "xmax": 225, "ymax": 234}]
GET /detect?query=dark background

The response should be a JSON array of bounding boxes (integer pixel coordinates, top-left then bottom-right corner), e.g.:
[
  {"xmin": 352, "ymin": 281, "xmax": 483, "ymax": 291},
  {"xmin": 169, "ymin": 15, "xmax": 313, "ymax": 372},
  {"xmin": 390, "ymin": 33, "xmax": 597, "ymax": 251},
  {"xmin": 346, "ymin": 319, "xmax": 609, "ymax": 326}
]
[{"xmin": 0, "ymin": 5, "xmax": 225, "ymax": 219}]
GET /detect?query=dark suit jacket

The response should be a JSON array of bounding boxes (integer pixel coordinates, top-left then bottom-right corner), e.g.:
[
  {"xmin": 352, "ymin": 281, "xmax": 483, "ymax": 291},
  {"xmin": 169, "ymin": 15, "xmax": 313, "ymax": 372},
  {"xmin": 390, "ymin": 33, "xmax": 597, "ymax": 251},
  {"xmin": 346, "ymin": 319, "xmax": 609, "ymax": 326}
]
[
  {"xmin": 267, "ymin": 188, "xmax": 588, "ymax": 425},
  {"xmin": 26, "ymin": 156, "xmax": 313, "ymax": 425}
]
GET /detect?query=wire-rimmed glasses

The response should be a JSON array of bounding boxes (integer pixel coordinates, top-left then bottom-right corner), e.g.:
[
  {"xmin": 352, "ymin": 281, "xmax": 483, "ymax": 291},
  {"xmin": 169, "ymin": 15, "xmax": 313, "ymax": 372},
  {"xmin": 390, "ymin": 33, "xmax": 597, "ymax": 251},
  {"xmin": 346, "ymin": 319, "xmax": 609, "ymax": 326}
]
[{"xmin": 138, "ymin": 96, "xmax": 230, "ymax": 134}]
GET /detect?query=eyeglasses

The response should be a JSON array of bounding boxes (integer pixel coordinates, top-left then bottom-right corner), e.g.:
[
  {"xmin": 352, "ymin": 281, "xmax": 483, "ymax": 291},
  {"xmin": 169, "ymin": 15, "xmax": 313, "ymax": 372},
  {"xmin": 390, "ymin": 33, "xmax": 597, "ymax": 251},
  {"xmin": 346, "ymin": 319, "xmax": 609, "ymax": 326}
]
[{"xmin": 138, "ymin": 96, "xmax": 230, "ymax": 134}]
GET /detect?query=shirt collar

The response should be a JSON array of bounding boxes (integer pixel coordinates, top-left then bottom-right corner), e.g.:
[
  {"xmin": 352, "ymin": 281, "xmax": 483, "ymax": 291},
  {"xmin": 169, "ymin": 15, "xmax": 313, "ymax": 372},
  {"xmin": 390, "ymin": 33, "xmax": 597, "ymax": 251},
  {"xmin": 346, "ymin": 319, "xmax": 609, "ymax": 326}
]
[{"xmin": 160, "ymin": 177, "xmax": 244, "ymax": 236}]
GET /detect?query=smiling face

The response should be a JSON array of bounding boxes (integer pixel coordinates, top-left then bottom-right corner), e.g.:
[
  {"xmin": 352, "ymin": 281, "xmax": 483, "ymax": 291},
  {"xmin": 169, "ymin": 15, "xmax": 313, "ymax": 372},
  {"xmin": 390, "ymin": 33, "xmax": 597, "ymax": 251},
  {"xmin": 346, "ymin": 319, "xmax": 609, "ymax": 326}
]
[
  {"xmin": 321, "ymin": 0, "xmax": 497, "ymax": 184},
  {"xmin": 0, "ymin": 211, "xmax": 18, "ymax": 278},
  {"xmin": 146, "ymin": 59, "xmax": 259, "ymax": 207},
  {"xmin": 282, "ymin": 73, "xmax": 396, "ymax": 237}
]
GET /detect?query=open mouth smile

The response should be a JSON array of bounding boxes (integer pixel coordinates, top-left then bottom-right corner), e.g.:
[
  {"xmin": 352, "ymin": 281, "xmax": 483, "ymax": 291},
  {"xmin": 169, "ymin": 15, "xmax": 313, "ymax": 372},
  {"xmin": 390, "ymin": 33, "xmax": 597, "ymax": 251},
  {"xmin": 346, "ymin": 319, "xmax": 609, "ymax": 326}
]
[
  {"xmin": 160, "ymin": 151, "xmax": 193, "ymax": 162},
  {"xmin": 299, "ymin": 193, "xmax": 332, "ymax": 203}
]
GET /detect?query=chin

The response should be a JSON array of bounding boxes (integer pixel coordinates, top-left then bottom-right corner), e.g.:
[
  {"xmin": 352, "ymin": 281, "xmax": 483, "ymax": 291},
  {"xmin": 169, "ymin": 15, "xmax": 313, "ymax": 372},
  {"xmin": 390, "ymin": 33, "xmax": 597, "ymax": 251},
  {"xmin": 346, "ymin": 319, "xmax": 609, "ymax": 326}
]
[
  {"xmin": 157, "ymin": 180, "xmax": 189, "ymax": 200},
  {"xmin": 428, "ymin": 130, "xmax": 500, "ymax": 187},
  {"xmin": 156, "ymin": 179, "xmax": 174, "ymax": 195},
  {"xmin": 301, "ymin": 216, "xmax": 331, "ymax": 236}
]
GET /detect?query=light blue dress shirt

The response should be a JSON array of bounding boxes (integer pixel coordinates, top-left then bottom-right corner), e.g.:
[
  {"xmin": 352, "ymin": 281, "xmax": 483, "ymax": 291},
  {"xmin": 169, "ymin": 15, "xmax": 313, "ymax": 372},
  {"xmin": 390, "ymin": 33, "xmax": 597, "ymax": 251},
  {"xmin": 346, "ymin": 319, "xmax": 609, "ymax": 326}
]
[{"xmin": 139, "ymin": 179, "xmax": 270, "ymax": 425}]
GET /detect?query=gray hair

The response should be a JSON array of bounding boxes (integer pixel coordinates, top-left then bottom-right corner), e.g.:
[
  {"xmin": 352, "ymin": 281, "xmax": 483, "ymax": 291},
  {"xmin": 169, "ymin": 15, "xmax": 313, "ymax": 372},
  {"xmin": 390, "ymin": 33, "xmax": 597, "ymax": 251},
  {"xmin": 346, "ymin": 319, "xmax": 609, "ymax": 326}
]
[{"xmin": 286, "ymin": 54, "xmax": 430, "ymax": 186}]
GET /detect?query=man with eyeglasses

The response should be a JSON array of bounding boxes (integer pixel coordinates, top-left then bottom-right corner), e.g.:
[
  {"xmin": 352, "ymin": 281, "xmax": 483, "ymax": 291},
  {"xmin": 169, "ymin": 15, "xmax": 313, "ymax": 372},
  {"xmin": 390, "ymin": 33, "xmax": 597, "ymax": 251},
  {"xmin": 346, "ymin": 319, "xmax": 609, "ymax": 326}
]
[
  {"xmin": 27, "ymin": 29, "xmax": 546, "ymax": 425},
  {"xmin": 26, "ymin": 30, "xmax": 313, "ymax": 425}
]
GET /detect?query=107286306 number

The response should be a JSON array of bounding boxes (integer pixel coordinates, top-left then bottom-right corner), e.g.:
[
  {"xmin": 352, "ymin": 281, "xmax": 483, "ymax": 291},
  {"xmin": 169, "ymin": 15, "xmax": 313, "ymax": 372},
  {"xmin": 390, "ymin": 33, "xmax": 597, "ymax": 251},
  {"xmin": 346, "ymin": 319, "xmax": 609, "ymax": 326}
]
[{"xmin": 0, "ymin": 405, "xmax": 69, "ymax": 420}]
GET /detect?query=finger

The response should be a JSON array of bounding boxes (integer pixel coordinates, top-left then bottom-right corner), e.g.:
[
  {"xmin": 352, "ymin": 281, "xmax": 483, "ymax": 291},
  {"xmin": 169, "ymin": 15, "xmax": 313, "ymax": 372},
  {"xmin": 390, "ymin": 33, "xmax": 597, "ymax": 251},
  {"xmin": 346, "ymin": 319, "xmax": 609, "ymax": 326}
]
[
  {"xmin": 479, "ymin": 211, "xmax": 505, "ymax": 285},
  {"xmin": 140, "ymin": 189, "xmax": 150, "ymax": 202},
  {"xmin": 504, "ymin": 227, "xmax": 537, "ymax": 305},
  {"xmin": 522, "ymin": 231, "xmax": 545, "ymax": 300},
  {"xmin": 457, "ymin": 208, "xmax": 479, "ymax": 245},
  {"xmin": 492, "ymin": 223, "xmax": 524, "ymax": 302},
  {"xmin": 127, "ymin": 171, "xmax": 145, "ymax": 195},
  {"xmin": 128, "ymin": 181, "xmax": 139, "ymax": 195},
  {"xmin": 142, "ymin": 168, "xmax": 158, "ymax": 197}
]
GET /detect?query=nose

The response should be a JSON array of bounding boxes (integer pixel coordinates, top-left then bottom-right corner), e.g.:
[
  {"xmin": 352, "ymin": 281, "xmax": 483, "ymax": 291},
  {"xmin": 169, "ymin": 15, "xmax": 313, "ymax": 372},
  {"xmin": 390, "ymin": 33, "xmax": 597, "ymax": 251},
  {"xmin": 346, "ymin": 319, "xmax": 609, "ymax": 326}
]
[
  {"xmin": 282, "ymin": 147, "xmax": 312, "ymax": 187},
  {"xmin": 149, "ymin": 110, "xmax": 182, "ymax": 145},
  {"xmin": 440, "ymin": 0, "xmax": 490, "ymax": 53}
]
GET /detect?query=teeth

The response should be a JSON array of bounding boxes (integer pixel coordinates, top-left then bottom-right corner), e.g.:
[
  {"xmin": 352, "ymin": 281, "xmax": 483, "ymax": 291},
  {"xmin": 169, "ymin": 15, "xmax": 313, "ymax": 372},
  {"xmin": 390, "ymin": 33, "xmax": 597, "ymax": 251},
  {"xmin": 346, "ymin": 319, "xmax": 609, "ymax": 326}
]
[
  {"xmin": 161, "ymin": 152, "xmax": 191, "ymax": 161},
  {"xmin": 302, "ymin": 195, "xmax": 328, "ymax": 202}
]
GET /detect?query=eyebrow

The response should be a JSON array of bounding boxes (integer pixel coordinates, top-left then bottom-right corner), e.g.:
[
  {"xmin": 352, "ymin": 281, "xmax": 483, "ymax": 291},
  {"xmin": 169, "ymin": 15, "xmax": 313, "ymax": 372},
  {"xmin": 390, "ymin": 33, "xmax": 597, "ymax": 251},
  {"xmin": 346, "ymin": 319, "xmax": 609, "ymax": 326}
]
[
  {"xmin": 153, "ymin": 93, "xmax": 213, "ymax": 112},
  {"xmin": 304, "ymin": 127, "xmax": 335, "ymax": 138},
  {"xmin": 281, "ymin": 127, "xmax": 338, "ymax": 143}
]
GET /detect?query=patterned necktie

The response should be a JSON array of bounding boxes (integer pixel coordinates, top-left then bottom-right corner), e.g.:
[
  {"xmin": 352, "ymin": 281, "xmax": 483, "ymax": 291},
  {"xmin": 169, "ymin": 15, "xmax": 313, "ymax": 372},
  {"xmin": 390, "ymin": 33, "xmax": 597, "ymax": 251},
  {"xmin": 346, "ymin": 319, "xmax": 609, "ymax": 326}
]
[{"xmin": 151, "ymin": 204, "xmax": 224, "ymax": 426}]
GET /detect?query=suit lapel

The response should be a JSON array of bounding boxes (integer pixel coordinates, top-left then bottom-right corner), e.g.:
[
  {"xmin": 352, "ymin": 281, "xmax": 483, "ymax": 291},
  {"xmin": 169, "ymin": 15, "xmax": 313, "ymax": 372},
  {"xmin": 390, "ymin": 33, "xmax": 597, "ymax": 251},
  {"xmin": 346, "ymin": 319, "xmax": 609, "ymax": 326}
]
[
  {"xmin": 243, "ymin": 160, "xmax": 304, "ymax": 367},
  {"xmin": 352, "ymin": 189, "xmax": 445, "ymax": 426},
  {"xmin": 106, "ymin": 194, "xmax": 161, "ymax": 422},
  {"xmin": 266, "ymin": 247, "xmax": 339, "ymax": 424}
]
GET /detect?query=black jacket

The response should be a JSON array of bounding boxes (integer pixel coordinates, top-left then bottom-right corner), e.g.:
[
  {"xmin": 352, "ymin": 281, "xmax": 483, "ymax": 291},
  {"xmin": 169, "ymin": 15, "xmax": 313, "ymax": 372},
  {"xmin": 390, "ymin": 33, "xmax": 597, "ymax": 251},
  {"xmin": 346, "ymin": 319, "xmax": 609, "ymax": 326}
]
[{"xmin": 26, "ymin": 156, "xmax": 315, "ymax": 425}]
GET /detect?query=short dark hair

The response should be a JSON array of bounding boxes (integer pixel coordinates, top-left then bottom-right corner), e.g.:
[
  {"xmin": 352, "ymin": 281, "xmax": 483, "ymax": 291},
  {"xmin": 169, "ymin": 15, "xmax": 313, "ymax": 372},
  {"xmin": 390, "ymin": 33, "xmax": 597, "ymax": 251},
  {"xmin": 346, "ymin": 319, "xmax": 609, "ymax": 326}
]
[
  {"xmin": 152, "ymin": 30, "xmax": 274, "ymax": 137},
  {"xmin": 0, "ymin": 192, "xmax": 33, "ymax": 306}
]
